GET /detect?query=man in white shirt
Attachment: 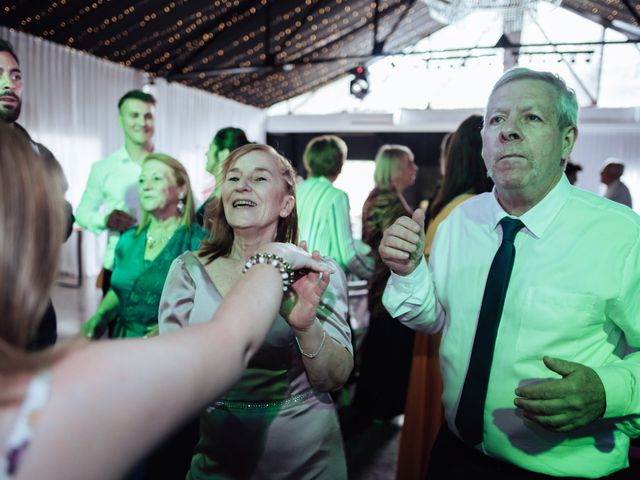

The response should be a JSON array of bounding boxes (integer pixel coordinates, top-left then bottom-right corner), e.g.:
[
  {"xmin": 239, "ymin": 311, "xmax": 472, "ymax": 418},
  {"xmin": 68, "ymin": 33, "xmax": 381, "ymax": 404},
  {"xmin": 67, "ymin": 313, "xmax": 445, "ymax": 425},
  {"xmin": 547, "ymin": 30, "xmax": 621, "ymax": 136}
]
[
  {"xmin": 601, "ymin": 158, "xmax": 633, "ymax": 209},
  {"xmin": 379, "ymin": 68, "xmax": 639, "ymax": 479},
  {"xmin": 75, "ymin": 90, "xmax": 155, "ymax": 295}
]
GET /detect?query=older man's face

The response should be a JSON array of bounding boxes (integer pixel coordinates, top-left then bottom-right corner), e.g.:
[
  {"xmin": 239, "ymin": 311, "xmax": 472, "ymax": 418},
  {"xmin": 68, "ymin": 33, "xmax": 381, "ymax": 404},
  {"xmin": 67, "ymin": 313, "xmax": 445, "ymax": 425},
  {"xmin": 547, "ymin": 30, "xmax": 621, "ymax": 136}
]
[
  {"xmin": 0, "ymin": 51, "xmax": 22, "ymax": 123},
  {"xmin": 482, "ymin": 79, "xmax": 576, "ymax": 204}
]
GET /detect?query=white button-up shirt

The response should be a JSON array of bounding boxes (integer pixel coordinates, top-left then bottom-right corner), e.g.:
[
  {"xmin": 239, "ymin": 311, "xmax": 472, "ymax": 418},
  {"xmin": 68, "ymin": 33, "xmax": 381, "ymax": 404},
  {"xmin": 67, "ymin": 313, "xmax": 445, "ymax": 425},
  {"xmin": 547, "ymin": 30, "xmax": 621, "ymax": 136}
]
[
  {"xmin": 75, "ymin": 147, "xmax": 141, "ymax": 270},
  {"xmin": 383, "ymin": 176, "xmax": 640, "ymax": 477}
]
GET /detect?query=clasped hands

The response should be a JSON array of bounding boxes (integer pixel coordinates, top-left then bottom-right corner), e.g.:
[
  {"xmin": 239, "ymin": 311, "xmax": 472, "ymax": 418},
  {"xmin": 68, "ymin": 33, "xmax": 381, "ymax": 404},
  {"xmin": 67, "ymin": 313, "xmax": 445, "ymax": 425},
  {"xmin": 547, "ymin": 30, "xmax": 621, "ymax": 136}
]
[
  {"xmin": 275, "ymin": 241, "xmax": 331, "ymax": 332},
  {"xmin": 106, "ymin": 209, "xmax": 137, "ymax": 233}
]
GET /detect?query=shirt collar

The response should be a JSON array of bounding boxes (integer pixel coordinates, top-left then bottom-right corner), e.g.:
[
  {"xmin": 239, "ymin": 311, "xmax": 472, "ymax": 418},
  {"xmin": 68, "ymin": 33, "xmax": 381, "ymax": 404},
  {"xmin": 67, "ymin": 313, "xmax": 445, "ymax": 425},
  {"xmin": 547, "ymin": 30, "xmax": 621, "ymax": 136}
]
[
  {"xmin": 312, "ymin": 175, "xmax": 332, "ymax": 184},
  {"xmin": 486, "ymin": 175, "xmax": 571, "ymax": 239},
  {"xmin": 114, "ymin": 146, "xmax": 133, "ymax": 163}
]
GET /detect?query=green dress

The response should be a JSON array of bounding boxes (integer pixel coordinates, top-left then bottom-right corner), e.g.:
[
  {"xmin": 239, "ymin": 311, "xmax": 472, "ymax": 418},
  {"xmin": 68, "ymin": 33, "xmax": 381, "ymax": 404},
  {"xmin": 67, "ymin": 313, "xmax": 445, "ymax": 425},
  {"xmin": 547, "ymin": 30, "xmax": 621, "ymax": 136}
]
[{"xmin": 111, "ymin": 224, "xmax": 206, "ymax": 338}]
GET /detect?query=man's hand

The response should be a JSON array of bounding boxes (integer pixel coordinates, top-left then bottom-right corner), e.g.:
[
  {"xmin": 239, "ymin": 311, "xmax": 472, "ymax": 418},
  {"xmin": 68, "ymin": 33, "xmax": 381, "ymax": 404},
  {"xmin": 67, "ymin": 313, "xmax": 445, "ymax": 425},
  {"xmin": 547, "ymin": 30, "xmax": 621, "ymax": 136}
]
[
  {"xmin": 514, "ymin": 356, "xmax": 606, "ymax": 433},
  {"xmin": 378, "ymin": 208, "xmax": 425, "ymax": 276},
  {"xmin": 106, "ymin": 209, "xmax": 136, "ymax": 233}
]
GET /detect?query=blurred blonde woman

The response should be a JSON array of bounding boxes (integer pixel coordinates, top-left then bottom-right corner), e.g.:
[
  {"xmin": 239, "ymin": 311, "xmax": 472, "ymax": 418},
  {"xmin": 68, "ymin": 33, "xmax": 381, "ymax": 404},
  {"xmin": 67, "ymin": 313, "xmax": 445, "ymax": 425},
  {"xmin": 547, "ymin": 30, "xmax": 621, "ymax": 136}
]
[{"xmin": 353, "ymin": 144, "xmax": 418, "ymax": 424}]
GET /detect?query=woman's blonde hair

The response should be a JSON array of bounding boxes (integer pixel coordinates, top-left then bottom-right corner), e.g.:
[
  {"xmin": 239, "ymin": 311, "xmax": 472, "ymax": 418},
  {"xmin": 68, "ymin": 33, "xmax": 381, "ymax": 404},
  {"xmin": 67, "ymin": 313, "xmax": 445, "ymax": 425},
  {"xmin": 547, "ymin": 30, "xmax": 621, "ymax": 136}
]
[
  {"xmin": 200, "ymin": 144, "xmax": 298, "ymax": 263},
  {"xmin": 136, "ymin": 153, "xmax": 196, "ymax": 235},
  {"xmin": 373, "ymin": 144, "xmax": 414, "ymax": 190},
  {"xmin": 0, "ymin": 124, "xmax": 82, "ymax": 374}
]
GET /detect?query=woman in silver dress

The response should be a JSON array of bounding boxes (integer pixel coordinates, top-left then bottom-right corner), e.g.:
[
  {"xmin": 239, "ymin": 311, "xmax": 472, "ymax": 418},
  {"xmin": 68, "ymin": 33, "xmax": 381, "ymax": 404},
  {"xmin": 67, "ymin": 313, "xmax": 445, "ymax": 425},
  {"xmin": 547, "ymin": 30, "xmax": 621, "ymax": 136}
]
[{"xmin": 159, "ymin": 143, "xmax": 353, "ymax": 479}]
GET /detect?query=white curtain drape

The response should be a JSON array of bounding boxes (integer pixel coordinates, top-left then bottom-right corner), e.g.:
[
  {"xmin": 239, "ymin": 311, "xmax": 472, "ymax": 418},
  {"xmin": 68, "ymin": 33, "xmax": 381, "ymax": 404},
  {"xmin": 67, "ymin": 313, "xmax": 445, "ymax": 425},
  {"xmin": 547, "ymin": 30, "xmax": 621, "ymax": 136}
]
[{"xmin": 0, "ymin": 27, "xmax": 266, "ymax": 276}]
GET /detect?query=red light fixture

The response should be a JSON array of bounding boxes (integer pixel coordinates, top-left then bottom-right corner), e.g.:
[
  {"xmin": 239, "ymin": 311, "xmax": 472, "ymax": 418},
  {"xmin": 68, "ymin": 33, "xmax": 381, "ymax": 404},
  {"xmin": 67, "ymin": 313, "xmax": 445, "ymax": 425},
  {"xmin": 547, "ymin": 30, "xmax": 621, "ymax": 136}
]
[{"xmin": 350, "ymin": 65, "xmax": 370, "ymax": 99}]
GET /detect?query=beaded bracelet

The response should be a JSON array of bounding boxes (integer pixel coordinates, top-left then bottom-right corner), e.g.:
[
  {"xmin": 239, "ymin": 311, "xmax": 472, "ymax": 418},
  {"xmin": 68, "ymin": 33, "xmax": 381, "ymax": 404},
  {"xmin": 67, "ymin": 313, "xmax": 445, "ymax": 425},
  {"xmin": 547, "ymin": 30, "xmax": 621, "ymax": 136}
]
[
  {"xmin": 295, "ymin": 329, "xmax": 327, "ymax": 359},
  {"xmin": 242, "ymin": 252, "xmax": 294, "ymax": 292}
]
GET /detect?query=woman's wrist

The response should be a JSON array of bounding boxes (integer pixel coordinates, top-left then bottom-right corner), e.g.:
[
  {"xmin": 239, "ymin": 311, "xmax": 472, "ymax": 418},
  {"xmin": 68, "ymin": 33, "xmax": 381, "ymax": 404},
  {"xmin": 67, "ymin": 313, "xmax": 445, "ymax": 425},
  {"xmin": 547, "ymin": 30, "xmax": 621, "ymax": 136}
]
[
  {"xmin": 242, "ymin": 251, "xmax": 293, "ymax": 292},
  {"xmin": 294, "ymin": 319, "xmax": 328, "ymax": 359},
  {"xmin": 292, "ymin": 317, "xmax": 320, "ymax": 336}
]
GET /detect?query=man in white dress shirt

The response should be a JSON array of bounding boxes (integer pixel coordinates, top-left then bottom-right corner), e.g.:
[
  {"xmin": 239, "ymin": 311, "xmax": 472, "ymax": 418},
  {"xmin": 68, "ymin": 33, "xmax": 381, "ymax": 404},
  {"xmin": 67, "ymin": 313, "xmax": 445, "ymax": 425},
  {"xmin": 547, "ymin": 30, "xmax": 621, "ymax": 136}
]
[
  {"xmin": 75, "ymin": 90, "xmax": 155, "ymax": 295},
  {"xmin": 379, "ymin": 68, "xmax": 639, "ymax": 479}
]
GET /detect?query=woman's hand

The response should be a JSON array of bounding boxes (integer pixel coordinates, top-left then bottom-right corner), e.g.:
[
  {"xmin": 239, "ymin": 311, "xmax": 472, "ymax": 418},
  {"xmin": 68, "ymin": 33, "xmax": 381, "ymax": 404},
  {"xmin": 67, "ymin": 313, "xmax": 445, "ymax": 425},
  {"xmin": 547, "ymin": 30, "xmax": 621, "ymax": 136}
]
[
  {"xmin": 144, "ymin": 324, "xmax": 160, "ymax": 338},
  {"xmin": 260, "ymin": 242, "xmax": 333, "ymax": 275},
  {"xmin": 81, "ymin": 314, "xmax": 104, "ymax": 339},
  {"xmin": 281, "ymin": 250, "xmax": 331, "ymax": 332}
]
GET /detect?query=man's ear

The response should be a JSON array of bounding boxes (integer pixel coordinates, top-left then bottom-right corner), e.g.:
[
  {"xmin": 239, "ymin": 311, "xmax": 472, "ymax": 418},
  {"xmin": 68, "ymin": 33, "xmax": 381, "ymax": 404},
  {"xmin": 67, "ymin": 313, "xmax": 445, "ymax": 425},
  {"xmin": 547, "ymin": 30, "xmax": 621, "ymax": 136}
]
[{"xmin": 561, "ymin": 125, "xmax": 578, "ymax": 161}]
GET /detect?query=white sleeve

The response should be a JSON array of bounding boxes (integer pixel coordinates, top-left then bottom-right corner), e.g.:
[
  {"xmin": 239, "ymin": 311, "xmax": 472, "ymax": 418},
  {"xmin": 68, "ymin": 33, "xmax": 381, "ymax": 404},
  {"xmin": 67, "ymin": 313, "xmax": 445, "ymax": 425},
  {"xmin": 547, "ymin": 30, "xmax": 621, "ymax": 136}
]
[{"xmin": 381, "ymin": 257, "xmax": 441, "ymax": 333}]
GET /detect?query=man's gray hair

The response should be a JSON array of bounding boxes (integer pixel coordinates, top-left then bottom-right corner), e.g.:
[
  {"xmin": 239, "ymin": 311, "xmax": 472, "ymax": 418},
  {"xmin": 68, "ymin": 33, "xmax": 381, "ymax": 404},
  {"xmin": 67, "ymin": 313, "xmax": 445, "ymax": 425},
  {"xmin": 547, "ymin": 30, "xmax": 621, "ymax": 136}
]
[{"xmin": 490, "ymin": 67, "xmax": 578, "ymax": 129}]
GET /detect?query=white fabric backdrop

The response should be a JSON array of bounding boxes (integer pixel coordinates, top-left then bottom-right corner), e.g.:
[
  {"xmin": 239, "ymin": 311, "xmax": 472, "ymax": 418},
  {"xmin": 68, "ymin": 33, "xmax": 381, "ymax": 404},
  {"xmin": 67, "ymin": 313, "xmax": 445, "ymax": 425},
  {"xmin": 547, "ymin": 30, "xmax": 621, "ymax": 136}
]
[{"xmin": 0, "ymin": 27, "xmax": 266, "ymax": 277}]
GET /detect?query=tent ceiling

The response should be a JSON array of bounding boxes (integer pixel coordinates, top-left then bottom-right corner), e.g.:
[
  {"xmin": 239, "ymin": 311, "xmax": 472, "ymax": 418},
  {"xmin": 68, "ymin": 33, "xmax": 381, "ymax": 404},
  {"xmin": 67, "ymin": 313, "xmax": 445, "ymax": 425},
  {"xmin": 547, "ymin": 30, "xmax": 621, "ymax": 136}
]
[{"xmin": 1, "ymin": 0, "xmax": 638, "ymax": 108}]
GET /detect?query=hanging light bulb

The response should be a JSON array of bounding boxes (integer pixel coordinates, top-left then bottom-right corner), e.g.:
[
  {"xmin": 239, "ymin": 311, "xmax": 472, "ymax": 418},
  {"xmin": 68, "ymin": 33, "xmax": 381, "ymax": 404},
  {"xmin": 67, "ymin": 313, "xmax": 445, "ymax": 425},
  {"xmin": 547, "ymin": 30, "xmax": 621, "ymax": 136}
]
[{"xmin": 349, "ymin": 65, "xmax": 370, "ymax": 100}]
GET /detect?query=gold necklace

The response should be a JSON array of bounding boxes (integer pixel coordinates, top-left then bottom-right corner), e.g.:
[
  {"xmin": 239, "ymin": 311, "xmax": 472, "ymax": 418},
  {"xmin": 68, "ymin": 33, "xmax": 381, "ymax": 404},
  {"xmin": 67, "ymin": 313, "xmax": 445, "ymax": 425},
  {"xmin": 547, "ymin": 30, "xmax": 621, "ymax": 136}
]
[{"xmin": 146, "ymin": 220, "xmax": 180, "ymax": 248}]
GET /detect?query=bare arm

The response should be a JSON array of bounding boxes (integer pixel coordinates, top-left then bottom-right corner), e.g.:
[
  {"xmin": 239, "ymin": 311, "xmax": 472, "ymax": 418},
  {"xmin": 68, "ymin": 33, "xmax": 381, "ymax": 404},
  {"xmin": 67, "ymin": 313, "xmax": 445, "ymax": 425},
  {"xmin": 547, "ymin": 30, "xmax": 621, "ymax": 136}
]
[
  {"xmin": 18, "ymin": 245, "xmax": 330, "ymax": 480},
  {"xmin": 282, "ymin": 248, "xmax": 353, "ymax": 392},
  {"xmin": 295, "ymin": 318, "xmax": 354, "ymax": 392}
]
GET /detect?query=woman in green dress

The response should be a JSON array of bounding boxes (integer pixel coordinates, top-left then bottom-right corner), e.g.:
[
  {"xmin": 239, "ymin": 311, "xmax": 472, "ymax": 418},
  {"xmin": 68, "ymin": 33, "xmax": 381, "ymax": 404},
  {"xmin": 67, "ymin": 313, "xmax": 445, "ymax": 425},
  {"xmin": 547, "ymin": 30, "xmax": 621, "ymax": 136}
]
[
  {"xmin": 82, "ymin": 153, "xmax": 206, "ymax": 339},
  {"xmin": 81, "ymin": 153, "xmax": 206, "ymax": 479}
]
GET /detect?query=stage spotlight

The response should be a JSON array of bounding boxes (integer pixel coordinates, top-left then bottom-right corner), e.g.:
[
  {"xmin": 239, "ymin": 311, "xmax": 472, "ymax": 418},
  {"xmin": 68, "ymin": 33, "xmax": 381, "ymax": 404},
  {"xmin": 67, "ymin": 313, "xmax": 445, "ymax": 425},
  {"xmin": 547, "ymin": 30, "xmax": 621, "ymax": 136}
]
[{"xmin": 350, "ymin": 65, "xmax": 370, "ymax": 99}]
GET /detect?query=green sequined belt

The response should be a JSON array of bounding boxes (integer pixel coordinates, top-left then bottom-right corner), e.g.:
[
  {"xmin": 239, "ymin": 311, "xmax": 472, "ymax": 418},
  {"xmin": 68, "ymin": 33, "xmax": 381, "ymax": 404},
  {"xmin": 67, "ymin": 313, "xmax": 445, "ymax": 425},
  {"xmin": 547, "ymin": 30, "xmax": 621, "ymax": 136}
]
[{"xmin": 210, "ymin": 390, "xmax": 315, "ymax": 411}]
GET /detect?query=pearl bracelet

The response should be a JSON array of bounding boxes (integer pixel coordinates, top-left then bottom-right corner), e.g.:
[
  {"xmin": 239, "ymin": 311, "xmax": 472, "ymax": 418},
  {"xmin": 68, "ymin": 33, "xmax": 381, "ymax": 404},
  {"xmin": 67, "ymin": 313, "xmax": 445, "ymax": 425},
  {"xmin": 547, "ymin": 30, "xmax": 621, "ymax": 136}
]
[{"xmin": 242, "ymin": 252, "xmax": 294, "ymax": 292}]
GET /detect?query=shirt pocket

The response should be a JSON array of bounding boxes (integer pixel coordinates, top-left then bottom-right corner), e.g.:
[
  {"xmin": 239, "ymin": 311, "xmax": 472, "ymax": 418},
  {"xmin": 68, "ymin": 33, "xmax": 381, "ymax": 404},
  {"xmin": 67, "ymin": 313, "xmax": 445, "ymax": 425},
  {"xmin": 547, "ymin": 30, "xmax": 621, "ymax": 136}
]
[{"xmin": 515, "ymin": 287, "xmax": 605, "ymax": 362}]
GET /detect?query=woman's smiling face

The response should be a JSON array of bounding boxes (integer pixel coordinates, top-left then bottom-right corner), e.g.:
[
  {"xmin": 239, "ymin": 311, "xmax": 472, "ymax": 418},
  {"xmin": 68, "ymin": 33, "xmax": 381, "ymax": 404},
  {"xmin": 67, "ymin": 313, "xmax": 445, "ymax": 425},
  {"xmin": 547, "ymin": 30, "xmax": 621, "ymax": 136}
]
[{"xmin": 221, "ymin": 150, "xmax": 294, "ymax": 237}]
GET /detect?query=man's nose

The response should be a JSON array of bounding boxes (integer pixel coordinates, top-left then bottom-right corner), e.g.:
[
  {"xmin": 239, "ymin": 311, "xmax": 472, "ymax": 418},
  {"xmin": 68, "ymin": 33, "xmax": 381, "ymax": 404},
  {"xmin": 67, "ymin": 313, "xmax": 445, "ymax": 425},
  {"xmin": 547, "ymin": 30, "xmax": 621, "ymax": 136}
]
[{"xmin": 499, "ymin": 120, "xmax": 522, "ymax": 142}]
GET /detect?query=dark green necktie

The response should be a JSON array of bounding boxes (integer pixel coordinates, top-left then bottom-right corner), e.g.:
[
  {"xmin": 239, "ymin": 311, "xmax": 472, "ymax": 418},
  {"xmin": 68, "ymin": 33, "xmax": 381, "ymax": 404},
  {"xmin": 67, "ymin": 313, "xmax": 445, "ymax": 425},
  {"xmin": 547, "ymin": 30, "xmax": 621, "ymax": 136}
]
[{"xmin": 455, "ymin": 216, "xmax": 524, "ymax": 446}]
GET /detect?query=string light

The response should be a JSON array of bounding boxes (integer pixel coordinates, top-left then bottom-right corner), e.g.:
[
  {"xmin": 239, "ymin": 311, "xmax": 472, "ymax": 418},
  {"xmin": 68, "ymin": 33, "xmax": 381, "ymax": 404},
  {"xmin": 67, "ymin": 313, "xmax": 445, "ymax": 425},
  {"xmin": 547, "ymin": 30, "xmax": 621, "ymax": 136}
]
[{"xmin": 3, "ymin": 0, "xmax": 637, "ymax": 108}]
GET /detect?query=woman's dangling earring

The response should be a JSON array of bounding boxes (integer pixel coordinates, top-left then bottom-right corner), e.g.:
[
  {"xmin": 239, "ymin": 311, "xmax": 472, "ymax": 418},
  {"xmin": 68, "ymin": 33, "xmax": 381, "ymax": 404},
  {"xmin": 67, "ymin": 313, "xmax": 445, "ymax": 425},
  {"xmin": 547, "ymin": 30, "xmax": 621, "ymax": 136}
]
[{"xmin": 177, "ymin": 194, "xmax": 185, "ymax": 215}]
